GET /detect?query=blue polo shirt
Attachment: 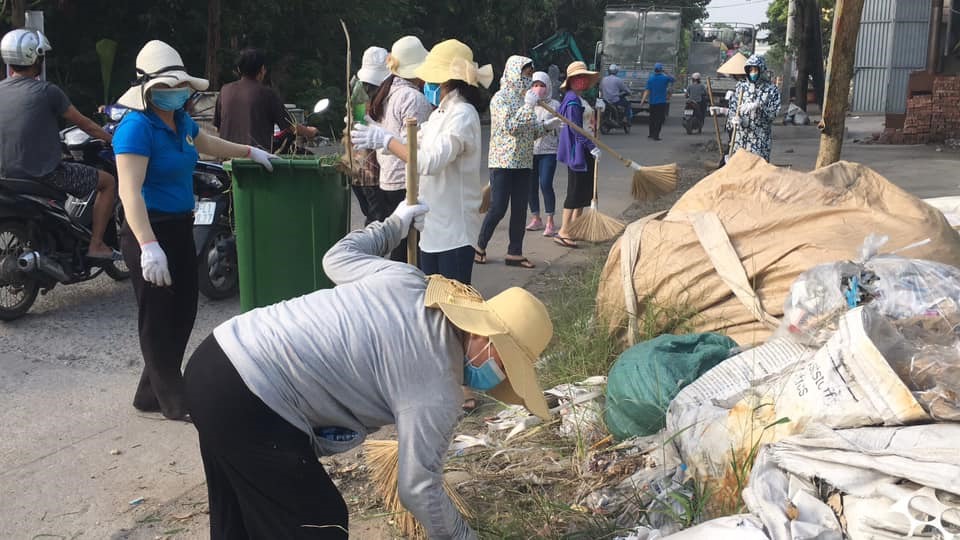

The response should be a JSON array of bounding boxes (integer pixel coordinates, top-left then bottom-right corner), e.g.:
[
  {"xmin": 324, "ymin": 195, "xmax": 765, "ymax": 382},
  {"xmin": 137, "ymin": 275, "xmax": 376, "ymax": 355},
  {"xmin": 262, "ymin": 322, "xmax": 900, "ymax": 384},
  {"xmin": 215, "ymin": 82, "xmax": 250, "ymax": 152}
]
[
  {"xmin": 645, "ymin": 72, "xmax": 675, "ymax": 105},
  {"xmin": 113, "ymin": 109, "xmax": 199, "ymax": 214}
]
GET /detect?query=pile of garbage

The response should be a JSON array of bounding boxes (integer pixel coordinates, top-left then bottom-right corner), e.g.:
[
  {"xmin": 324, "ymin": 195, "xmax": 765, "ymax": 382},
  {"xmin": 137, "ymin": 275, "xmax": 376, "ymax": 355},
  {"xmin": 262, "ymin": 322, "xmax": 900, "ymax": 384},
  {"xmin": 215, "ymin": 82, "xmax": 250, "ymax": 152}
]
[{"xmin": 450, "ymin": 155, "xmax": 960, "ymax": 538}]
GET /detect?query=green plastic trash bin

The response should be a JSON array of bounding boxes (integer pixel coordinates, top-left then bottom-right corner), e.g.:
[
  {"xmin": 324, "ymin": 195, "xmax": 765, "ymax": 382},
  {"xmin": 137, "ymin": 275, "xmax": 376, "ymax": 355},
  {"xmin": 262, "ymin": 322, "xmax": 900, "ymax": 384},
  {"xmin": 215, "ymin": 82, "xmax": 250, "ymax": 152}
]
[{"xmin": 225, "ymin": 158, "xmax": 350, "ymax": 312}]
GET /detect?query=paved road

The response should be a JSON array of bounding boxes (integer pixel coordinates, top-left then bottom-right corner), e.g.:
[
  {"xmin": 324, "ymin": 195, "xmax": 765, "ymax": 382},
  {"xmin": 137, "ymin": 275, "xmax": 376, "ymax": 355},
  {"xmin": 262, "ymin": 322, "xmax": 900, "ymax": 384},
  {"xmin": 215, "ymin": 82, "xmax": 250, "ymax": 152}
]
[{"xmin": 2, "ymin": 97, "xmax": 958, "ymax": 538}]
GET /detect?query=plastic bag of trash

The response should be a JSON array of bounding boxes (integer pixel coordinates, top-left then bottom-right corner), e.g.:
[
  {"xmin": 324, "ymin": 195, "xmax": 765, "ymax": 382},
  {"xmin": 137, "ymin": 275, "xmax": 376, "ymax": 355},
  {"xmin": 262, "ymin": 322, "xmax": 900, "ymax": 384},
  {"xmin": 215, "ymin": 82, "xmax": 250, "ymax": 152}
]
[
  {"xmin": 776, "ymin": 234, "xmax": 960, "ymax": 346},
  {"xmin": 887, "ymin": 317, "xmax": 960, "ymax": 421},
  {"xmin": 605, "ymin": 333, "xmax": 738, "ymax": 440}
]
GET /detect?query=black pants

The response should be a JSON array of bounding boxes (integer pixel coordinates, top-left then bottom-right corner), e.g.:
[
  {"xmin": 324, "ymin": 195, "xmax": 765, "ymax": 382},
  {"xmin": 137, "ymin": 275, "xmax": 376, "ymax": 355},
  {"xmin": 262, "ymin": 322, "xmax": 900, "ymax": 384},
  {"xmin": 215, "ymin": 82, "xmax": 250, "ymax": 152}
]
[
  {"xmin": 564, "ymin": 155, "xmax": 595, "ymax": 210},
  {"xmin": 121, "ymin": 215, "xmax": 197, "ymax": 419},
  {"xmin": 351, "ymin": 185, "xmax": 383, "ymax": 226},
  {"xmin": 478, "ymin": 168, "xmax": 531, "ymax": 256},
  {"xmin": 649, "ymin": 103, "xmax": 668, "ymax": 139},
  {"xmin": 420, "ymin": 245, "xmax": 475, "ymax": 284},
  {"xmin": 376, "ymin": 188, "xmax": 407, "ymax": 262},
  {"xmin": 184, "ymin": 335, "xmax": 348, "ymax": 539}
]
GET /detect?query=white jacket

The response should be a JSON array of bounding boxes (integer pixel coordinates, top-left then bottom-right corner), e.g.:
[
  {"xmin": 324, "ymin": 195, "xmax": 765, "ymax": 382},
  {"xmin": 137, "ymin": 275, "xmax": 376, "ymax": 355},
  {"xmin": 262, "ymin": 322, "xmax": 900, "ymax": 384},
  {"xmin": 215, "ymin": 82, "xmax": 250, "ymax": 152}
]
[{"xmin": 416, "ymin": 90, "xmax": 484, "ymax": 254}]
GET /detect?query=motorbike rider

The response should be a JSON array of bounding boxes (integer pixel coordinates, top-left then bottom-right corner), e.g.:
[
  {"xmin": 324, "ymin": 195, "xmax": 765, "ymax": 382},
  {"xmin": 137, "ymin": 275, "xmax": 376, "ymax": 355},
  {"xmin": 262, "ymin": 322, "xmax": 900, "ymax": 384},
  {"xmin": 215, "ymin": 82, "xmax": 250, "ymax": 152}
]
[
  {"xmin": 599, "ymin": 63, "xmax": 633, "ymax": 123},
  {"xmin": 685, "ymin": 72, "xmax": 708, "ymax": 131},
  {"xmin": 0, "ymin": 29, "xmax": 120, "ymax": 262}
]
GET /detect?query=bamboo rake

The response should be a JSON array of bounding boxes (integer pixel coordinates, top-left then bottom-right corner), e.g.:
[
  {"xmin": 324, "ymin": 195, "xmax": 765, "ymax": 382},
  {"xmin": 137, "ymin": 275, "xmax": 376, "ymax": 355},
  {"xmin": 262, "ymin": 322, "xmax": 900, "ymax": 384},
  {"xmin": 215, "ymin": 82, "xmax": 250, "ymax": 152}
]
[{"xmin": 405, "ymin": 118, "xmax": 419, "ymax": 266}]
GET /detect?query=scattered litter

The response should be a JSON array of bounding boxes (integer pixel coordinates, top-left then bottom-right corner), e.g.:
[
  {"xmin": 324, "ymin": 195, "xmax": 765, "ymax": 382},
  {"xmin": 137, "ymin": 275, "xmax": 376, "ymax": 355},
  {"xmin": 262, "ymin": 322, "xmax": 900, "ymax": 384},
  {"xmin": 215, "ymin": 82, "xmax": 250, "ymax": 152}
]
[
  {"xmin": 109, "ymin": 448, "xmax": 122, "ymax": 456},
  {"xmin": 129, "ymin": 497, "xmax": 145, "ymax": 506},
  {"xmin": 448, "ymin": 434, "xmax": 491, "ymax": 456},
  {"xmin": 546, "ymin": 376, "xmax": 607, "ymax": 444}
]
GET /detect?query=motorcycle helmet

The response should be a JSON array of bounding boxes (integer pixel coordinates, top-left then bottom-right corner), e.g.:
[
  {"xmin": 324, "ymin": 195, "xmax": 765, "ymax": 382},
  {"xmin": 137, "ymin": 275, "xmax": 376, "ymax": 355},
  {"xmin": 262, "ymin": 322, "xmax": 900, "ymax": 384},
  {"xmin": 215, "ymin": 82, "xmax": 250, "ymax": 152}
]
[
  {"xmin": 1, "ymin": 29, "xmax": 52, "ymax": 67},
  {"xmin": 691, "ymin": 72, "xmax": 701, "ymax": 81},
  {"xmin": 608, "ymin": 63, "xmax": 619, "ymax": 75}
]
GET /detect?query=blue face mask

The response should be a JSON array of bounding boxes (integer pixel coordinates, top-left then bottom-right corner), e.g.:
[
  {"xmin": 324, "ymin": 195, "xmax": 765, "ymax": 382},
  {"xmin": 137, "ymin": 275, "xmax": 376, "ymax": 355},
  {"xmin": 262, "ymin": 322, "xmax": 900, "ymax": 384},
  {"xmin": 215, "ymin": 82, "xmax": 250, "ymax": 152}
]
[
  {"xmin": 150, "ymin": 87, "xmax": 192, "ymax": 111},
  {"xmin": 423, "ymin": 82, "xmax": 441, "ymax": 107},
  {"xmin": 463, "ymin": 352, "xmax": 506, "ymax": 391},
  {"xmin": 749, "ymin": 72, "xmax": 760, "ymax": 82}
]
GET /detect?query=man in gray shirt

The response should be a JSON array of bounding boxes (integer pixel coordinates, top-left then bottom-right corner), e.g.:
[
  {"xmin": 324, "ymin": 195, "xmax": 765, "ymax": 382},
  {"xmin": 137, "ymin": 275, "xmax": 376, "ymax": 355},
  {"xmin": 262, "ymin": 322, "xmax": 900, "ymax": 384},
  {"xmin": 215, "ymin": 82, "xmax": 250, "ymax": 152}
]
[
  {"xmin": 600, "ymin": 64, "xmax": 633, "ymax": 122},
  {"xmin": 686, "ymin": 72, "xmax": 708, "ymax": 126},
  {"xmin": 0, "ymin": 29, "xmax": 118, "ymax": 260},
  {"xmin": 184, "ymin": 201, "xmax": 553, "ymax": 539}
]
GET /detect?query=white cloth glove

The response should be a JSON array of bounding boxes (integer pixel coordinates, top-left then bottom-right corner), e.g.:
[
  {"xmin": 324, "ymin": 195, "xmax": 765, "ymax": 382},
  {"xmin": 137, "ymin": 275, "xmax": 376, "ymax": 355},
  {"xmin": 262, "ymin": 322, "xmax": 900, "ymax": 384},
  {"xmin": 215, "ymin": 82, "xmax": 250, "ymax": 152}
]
[
  {"xmin": 140, "ymin": 241, "xmax": 172, "ymax": 287},
  {"xmin": 595, "ymin": 98, "xmax": 606, "ymax": 111},
  {"xmin": 709, "ymin": 106, "xmax": 728, "ymax": 116},
  {"xmin": 739, "ymin": 101, "xmax": 760, "ymax": 115},
  {"xmin": 543, "ymin": 116, "xmax": 562, "ymax": 130},
  {"xmin": 350, "ymin": 122, "xmax": 394, "ymax": 151},
  {"xmin": 729, "ymin": 115, "xmax": 742, "ymax": 128},
  {"xmin": 247, "ymin": 147, "xmax": 277, "ymax": 172},
  {"xmin": 392, "ymin": 199, "xmax": 429, "ymax": 232},
  {"xmin": 590, "ymin": 147, "xmax": 602, "ymax": 159},
  {"xmin": 524, "ymin": 89, "xmax": 540, "ymax": 107}
]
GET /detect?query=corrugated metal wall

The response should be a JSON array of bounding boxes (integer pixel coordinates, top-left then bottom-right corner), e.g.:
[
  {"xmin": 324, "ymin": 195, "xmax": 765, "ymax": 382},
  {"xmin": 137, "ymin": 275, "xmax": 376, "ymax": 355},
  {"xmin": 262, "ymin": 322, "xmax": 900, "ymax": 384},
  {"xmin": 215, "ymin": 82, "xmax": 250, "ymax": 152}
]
[{"xmin": 852, "ymin": 0, "xmax": 931, "ymax": 113}]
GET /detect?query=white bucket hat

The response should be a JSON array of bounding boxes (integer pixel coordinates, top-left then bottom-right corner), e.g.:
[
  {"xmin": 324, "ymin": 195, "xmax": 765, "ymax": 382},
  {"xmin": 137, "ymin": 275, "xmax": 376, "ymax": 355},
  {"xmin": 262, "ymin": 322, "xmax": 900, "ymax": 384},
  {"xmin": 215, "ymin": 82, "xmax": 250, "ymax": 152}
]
[
  {"xmin": 386, "ymin": 36, "xmax": 428, "ymax": 79},
  {"xmin": 357, "ymin": 46, "xmax": 390, "ymax": 86},
  {"xmin": 117, "ymin": 40, "xmax": 209, "ymax": 111}
]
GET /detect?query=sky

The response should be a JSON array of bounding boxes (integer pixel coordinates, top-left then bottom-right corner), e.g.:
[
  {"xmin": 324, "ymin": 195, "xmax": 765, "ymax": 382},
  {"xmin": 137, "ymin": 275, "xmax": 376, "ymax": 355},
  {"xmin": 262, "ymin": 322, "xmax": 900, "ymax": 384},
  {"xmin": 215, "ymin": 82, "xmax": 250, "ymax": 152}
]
[{"xmin": 706, "ymin": 0, "xmax": 774, "ymax": 26}]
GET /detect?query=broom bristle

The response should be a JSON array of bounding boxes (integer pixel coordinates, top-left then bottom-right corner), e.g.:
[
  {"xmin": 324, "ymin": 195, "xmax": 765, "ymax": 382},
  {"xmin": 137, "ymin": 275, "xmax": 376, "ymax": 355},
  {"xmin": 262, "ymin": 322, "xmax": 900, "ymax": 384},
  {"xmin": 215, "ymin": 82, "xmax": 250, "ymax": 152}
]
[
  {"xmin": 479, "ymin": 184, "xmax": 491, "ymax": 213},
  {"xmin": 631, "ymin": 163, "xmax": 679, "ymax": 201},
  {"xmin": 565, "ymin": 205, "xmax": 625, "ymax": 243},
  {"xmin": 363, "ymin": 440, "xmax": 471, "ymax": 539}
]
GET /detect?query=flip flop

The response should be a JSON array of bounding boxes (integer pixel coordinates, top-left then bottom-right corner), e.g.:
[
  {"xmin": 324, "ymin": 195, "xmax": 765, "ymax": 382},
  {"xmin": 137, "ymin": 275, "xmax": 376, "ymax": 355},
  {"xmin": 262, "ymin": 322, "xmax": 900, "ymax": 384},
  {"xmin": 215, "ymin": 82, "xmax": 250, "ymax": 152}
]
[
  {"xmin": 505, "ymin": 257, "xmax": 536, "ymax": 269},
  {"xmin": 553, "ymin": 236, "xmax": 578, "ymax": 248},
  {"xmin": 474, "ymin": 249, "xmax": 487, "ymax": 264}
]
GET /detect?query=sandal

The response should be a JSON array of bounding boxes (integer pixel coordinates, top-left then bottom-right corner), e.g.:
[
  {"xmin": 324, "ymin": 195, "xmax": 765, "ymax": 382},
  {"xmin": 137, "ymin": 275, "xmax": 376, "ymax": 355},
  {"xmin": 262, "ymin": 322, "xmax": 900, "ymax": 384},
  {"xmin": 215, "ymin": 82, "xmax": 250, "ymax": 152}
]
[
  {"xmin": 553, "ymin": 236, "xmax": 578, "ymax": 248},
  {"xmin": 474, "ymin": 249, "xmax": 487, "ymax": 264},
  {"xmin": 505, "ymin": 257, "xmax": 536, "ymax": 269}
]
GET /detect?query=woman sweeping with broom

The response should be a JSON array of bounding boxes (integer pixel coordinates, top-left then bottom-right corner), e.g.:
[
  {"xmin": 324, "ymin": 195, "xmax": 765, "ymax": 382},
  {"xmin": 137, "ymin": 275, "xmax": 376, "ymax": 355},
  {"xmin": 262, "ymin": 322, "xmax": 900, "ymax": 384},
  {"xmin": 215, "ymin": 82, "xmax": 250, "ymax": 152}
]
[{"xmin": 183, "ymin": 204, "xmax": 551, "ymax": 539}]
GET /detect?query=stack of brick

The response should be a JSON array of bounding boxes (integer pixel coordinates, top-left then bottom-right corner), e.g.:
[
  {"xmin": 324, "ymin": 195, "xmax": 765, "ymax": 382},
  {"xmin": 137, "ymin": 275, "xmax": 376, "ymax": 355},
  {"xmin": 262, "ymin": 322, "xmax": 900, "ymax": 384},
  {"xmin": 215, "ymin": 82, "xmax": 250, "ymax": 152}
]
[
  {"xmin": 879, "ymin": 75, "xmax": 960, "ymax": 145},
  {"xmin": 932, "ymin": 76, "xmax": 960, "ymax": 140}
]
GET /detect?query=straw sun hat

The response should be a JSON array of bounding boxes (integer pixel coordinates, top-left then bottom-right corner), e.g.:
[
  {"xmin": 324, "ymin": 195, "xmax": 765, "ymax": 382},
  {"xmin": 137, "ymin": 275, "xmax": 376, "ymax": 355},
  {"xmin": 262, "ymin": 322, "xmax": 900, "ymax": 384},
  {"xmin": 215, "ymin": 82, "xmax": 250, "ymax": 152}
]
[
  {"xmin": 386, "ymin": 36, "xmax": 429, "ymax": 79},
  {"xmin": 424, "ymin": 276, "xmax": 552, "ymax": 419},
  {"xmin": 117, "ymin": 40, "xmax": 209, "ymax": 111},
  {"xmin": 559, "ymin": 60, "xmax": 599, "ymax": 90},
  {"xmin": 414, "ymin": 39, "xmax": 493, "ymax": 88}
]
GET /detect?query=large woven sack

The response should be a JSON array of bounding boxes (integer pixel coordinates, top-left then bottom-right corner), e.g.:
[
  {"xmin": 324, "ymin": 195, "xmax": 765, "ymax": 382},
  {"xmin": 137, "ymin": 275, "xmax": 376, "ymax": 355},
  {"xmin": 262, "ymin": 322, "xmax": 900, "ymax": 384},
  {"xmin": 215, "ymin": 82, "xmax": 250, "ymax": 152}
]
[{"xmin": 597, "ymin": 150, "xmax": 960, "ymax": 346}]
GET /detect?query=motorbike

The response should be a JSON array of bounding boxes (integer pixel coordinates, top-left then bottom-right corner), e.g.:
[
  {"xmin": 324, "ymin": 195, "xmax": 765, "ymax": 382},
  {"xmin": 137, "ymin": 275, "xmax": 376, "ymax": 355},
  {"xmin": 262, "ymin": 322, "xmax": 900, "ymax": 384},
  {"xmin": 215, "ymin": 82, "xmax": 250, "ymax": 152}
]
[
  {"xmin": 0, "ymin": 123, "xmax": 128, "ymax": 320},
  {"xmin": 600, "ymin": 94, "xmax": 632, "ymax": 135},
  {"xmin": 682, "ymin": 99, "xmax": 705, "ymax": 135}
]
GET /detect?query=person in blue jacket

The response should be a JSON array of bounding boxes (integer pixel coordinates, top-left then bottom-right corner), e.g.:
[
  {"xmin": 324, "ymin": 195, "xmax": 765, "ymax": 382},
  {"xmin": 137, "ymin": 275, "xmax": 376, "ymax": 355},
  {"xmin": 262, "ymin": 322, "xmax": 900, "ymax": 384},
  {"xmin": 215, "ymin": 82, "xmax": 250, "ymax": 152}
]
[
  {"xmin": 639, "ymin": 62, "xmax": 675, "ymax": 141},
  {"xmin": 112, "ymin": 41, "xmax": 275, "ymax": 420}
]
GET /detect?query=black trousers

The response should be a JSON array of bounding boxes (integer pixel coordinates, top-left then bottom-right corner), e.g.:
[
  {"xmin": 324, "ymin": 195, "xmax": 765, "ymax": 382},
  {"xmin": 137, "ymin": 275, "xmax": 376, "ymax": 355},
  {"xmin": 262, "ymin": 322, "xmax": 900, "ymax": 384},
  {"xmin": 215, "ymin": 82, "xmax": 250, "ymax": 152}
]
[
  {"xmin": 420, "ymin": 245, "xmax": 475, "ymax": 284},
  {"xmin": 477, "ymin": 168, "xmax": 531, "ymax": 256},
  {"xmin": 649, "ymin": 103, "xmax": 668, "ymax": 138},
  {"xmin": 121, "ymin": 215, "xmax": 197, "ymax": 419},
  {"xmin": 376, "ymin": 188, "xmax": 407, "ymax": 262},
  {"xmin": 184, "ymin": 335, "xmax": 348, "ymax": 540},
  {"xmin": 351, "ymin": 185, "xmax": 381, "ymax": 226},
  {"xmin": 564, "ymin": 155, "xmax": 595, "ymax": 210}
]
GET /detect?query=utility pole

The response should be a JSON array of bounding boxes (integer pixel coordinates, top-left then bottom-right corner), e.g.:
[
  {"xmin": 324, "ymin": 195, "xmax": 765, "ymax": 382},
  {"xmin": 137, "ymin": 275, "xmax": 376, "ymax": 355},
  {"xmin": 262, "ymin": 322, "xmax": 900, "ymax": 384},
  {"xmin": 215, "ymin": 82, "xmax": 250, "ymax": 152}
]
[
  {"xmin": 779, "ymin": 0, "xmax": 798, "ymax": 113},
  {"xmin": 815, "ymin": 0, "xmax": 866, "ymax": 168},
  {"xmin": 11, "ymin": 0, "xmax": 26, "ymax": 27}
]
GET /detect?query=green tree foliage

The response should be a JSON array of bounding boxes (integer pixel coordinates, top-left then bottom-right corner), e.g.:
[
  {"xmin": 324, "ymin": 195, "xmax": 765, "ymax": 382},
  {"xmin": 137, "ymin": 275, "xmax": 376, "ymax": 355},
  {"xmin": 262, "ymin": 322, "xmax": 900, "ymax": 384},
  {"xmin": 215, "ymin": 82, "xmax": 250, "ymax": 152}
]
[{"xmin": 763, "ymin": 0, "xmax": 835, "ymax": 63}]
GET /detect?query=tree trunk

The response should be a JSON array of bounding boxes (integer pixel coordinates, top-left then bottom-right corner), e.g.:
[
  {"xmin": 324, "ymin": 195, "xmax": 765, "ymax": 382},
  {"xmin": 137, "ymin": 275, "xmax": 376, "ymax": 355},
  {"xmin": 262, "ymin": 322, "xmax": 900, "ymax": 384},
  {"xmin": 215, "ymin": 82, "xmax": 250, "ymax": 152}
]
[
  {"xmin": 808, "ymin": 0, "xmax": 826, "ymax": 108},
  {"xmin": 780, "ymin": 0, "xmax": 798, "ymax": 111},
  {"xmin": 816, "ymin": 0, "xmax": 866, "ymax": 169},
  {"xmin": 205, "ymin": 0, "xmax": 222, "ymax": 89},
  {"xmin": 11, "ymin": 0, "xmax": 26, "ymax": 27},
  {"xmin": 794, "ymin": 0, "xmax": 810, "ymax": 110}
]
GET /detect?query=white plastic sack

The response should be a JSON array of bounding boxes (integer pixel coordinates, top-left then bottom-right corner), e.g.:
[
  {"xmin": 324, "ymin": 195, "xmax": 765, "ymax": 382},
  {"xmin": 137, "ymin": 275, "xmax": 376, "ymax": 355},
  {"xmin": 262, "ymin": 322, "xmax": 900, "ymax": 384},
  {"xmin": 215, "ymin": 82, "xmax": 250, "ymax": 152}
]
[
  {"xmin": 667, "ymin": 307, "xmax": 929, "ymax": 489},
  {"xmin": 659, "ymin": 515, "xmax": 769, "ymax": 539}
]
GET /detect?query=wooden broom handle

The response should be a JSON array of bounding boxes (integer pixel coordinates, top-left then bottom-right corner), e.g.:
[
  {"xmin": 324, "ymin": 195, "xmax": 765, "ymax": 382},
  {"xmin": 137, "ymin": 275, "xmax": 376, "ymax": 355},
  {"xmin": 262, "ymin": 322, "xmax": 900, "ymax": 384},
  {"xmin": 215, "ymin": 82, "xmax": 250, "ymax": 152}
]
[
  {"xmin": 538, "ymin": 100, "xmax": 634, "ymax": 169},
  {"xmin": 705, "ymin": 78, "xmax": 725, "ymax": 160},
  {"xmin": 404, "ymin": 118, "xmax": 418, "ymax": 266}
]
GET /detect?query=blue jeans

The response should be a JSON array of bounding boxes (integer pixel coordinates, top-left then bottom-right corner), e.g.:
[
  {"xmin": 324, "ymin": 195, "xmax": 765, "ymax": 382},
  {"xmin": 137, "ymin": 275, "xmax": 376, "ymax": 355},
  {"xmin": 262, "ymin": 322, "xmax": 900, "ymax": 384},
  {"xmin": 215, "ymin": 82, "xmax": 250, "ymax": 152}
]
[
  {"xmin": 419, "ymin": 245, "xmax": 476, "ymax": 285},
  {"xmin": 478, "ymin": 168, "xmax": 531, "ymax": 256},
  {"xmin": 529, "ymin": 154, "xmax": 557, "ymax": 216},
  {"xmin": 615, "ymin": 97, "xmax": 633, "ymax": 122}
]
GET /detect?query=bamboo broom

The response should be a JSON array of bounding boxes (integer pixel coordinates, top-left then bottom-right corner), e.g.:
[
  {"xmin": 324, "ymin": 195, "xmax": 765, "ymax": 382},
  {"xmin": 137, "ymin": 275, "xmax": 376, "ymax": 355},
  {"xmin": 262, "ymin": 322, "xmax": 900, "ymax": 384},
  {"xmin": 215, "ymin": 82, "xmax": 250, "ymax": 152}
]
[
  {"xmin": 537, "ymin": 100, "xmax": 677, "ymax": 201},
  {"xmin": 364, "ymin": 440, "xmax": 472, "ymax": 539},
  {"xmin": 706, "ymin": 78, "xmax": 726, "ymax": 169},
  {"xmin": 405, "ymin": 118, "xmax": 419, "ymax": 266},
  {"xmin": 565, "ymin": 123, "xmax": 625, "ymax": 243}
]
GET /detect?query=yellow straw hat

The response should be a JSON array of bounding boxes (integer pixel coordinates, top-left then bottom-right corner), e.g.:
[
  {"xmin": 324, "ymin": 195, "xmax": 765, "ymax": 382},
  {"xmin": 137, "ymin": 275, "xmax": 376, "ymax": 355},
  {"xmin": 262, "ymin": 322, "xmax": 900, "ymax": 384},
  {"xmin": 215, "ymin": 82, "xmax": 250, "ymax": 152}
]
[
  {"xmin": 415, "ymin": 39, "xmax": 494, "ymax": 88},
  {"xmin": 424, "ymin": 276, "xmax": 552, "ymax": 419},
  {"xmin": 559, "ymin": 60, "xmax": 599, "ymax": 90}
]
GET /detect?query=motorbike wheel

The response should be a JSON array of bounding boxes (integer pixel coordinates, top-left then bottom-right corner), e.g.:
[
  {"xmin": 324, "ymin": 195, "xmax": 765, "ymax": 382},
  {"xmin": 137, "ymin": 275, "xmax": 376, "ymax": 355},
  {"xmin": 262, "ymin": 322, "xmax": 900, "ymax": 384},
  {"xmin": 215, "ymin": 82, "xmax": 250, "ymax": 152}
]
[
  {"xmin": 600, "ymin": 122, "xmax": 611, "ymax": 135},
  {"xmin": 684, "ymin": 118, "xmax": 694, "ymax": 135},
  {"xmin": 0, "ymin": 222, "xmax": 40, "ymax": 321},
  {"xmin": 198, "ymin": 228, "xmax": 238, "ymax": 300},
  {"xmin": 622, "ymin": 120, "xmax": 631, "ymax": 134},
  {"xmin": 104, "ymin": 204, "xmax": 130, "ymax": 281}
]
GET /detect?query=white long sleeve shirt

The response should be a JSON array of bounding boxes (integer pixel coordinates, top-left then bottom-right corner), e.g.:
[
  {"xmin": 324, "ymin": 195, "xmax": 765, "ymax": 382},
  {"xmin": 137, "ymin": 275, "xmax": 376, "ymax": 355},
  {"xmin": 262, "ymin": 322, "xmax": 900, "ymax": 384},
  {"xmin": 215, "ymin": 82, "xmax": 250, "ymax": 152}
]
[{"xmin": 415, "ymin": 90, "xmax": 485, "ymax": 254}]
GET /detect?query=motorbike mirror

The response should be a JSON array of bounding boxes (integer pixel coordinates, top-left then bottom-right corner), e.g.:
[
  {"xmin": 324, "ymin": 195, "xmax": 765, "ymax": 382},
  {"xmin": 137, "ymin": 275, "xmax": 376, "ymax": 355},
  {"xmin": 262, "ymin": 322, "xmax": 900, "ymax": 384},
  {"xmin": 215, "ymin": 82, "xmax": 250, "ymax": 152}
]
[{"xmin": 313, "ymin": 99, "xmax": 330, "ymax": 114}]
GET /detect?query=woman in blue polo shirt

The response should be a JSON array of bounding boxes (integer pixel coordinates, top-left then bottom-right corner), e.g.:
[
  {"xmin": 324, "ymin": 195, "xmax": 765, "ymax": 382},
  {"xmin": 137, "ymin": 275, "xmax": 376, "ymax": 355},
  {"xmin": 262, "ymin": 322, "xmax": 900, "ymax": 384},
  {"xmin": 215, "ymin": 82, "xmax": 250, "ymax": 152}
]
[{"xmin": 113, "ymin": 41, "xmax": 275, "ymax": 420}]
